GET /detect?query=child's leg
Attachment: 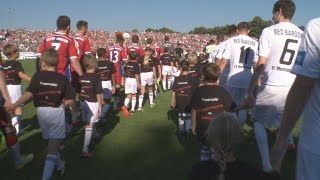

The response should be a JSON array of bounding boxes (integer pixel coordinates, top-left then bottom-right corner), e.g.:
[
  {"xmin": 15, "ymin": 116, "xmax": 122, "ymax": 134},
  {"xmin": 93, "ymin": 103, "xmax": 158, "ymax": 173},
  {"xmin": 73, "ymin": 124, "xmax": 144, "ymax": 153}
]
[
  {"xmin": 162, "ymin": 75, "xmax": 167, "ymax": 91},
  {"xmin": 131, "ymin": 94, "xmax": 136, "ymax": 111},
  {"xmin": 138, "ymin": 86, "xmax": 145, "ymax": 108},
  {"xmin": 178, "ymin": 113, "xmax": 184, "ymax": 133},
  {"xmin": 83, "ymin": 122, "xmax": 94, "ymax": 154},
  {"xmin": 43, "ymin": 139, "xmax": 63, "ymax": 180},
  {"xmin": 12, "ymin": 107, "xmax": 23, "ymax": 135},
  {"xmin": 148, "ymin": 86, "xmax": 154, "ymax": 105},
  {"xmin": 168, "ymin": 75, "xmax": 173, "ymax": 90},
  {"xmin": 124, "ymin": 94, "xmax": 132, "ymax": 108},
  {"xmin": 254, "ymin": 121, "xmax": 272, "ymax": 172}
]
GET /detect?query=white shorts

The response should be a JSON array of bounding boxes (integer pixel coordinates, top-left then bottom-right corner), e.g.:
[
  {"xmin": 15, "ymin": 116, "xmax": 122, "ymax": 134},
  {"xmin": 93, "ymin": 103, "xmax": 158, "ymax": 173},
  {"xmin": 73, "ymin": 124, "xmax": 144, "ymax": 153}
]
[
  {"xmin": 140, "ymin": 72, "xmax": 154, "ymax": 86},
  {"xmin": 80, "ymin": 100, "xmax": 99, "ymax": 124},
  {"xmin": 125, "ymin": 78, "xmax": 137, "ymax": 94},
  {"xmin": 162, "ymin": 65, "xmax": 172, "ymax": 75},
  {"xmin": 7, "ymin": 84, "xmax": 22, "ymax": 103},
  {"xmin": 173, "ymin": 67, "xmax": 180, "ymax": 77},
  {"xmin": 253, "ymin": 85, "xmax": 291, "ymax": 128},
  {"xmin": 36, "ymin": 106, "xmax": 66, "ymax": 139},
  {"xmin": 226, "ymin": 86, "xmax": 247, "ymax": 106},
  {"xmin": 102, "ymin": 81, "xmax": 112, "ymax": 99},
  {"xmin": 296, "ymin": 147, "xmax": 320, "ymax": 180}
]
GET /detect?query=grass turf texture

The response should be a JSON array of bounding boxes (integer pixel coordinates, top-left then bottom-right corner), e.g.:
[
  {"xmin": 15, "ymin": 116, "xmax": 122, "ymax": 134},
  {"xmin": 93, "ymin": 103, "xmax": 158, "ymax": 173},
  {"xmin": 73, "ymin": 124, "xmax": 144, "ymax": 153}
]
[{"xmin": 0, "ymin": 59, "xmax": 299, "ymax": 180}]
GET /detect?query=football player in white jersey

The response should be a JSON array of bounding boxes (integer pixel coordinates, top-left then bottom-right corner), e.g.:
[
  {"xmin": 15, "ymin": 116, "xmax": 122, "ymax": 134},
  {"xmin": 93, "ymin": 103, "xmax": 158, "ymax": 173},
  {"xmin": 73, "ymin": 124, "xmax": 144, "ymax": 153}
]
[
  {"xmin": 219, "ymin": 22, "xmax": 258, "ymax": 126},
  {"xmin": 243, "ymin": 0, "xmax": 302, "ymax": 172},
  {"xmin": 208, "ymin": 35, "xmax": 224, "ymax": 63},
  {"xmin": 215, "ymin": 25, "xmax": 238, "ymax": 88},
  {"xmin": 270, "ymin": 17, "xmax": 320, "ymax": 180}
]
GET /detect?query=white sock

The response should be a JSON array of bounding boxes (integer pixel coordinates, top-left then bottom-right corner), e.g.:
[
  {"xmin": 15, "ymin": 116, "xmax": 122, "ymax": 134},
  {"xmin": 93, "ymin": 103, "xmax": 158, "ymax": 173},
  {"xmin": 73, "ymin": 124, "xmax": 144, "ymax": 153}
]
[
  {"xmin": 185, "ymin": 114, "xmax": 191, "ymax": 131},
  {"xmin": 56, "ymin": 152, "xmax": 64, "ymax": 170},
  {"xmin": 178, "ymin": 114, "xmax": 184, "ymax": 132},
  {"xmin": 138, "ymin": 95, "xmax": 143, "ymax": 107},
  {"xmin": 101, "ymin": 104, "xmax": 110, "ymax": 118},
  {"xmin": 168, "ymin": 79, "xmax": 172, "ymax": 90},
  {"xmin": 83, "ymin": 128, "xmax": 93, "ymax": 153},
  {"xmin": 162, "ymin": 81, "xmax": 167, "ymax": 90},
  {"xmin": 131, "ymin": 97, "xmax": 136, "ymax": 111},
  {"xmin": 149, "ymin": 93, "xmax": 154, "ymax": 104},
  {"xmin": 10, "ymin": 143, "xmax": 22, "ymax": 166},
  {"xmin": 11, "ymin": 116, "xmax": 19, "ymax": 134},
  {"xmin": 254, "ymin": 121, "xmax": 272, "ymax": 172},
  {"xmin": 43, "ymin": 154, "xmax": 57, "ymax": 180},
  {"xmin": 124, "ymin": 97, "xmax": 130, "ymax": 107},
  {"xmin": 238, "ymin": 110, "xmax": 247, "ymax": 127}
]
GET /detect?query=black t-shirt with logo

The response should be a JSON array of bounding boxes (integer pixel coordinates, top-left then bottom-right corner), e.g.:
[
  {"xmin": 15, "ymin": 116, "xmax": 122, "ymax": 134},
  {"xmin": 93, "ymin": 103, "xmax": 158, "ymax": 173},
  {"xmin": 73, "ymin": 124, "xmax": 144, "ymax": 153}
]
[
  {"xmin": 171, "ymin": 55, "xmax": 178, "ymax": 67},
  {"xmin": 79, "ymin": 73, "xmax": 103, "ymax": 102},
  {"xmin": 172, "ymin": 74, "xmax": 199, "ymax": 113},
  {"xmin": 160, "ymin": 54, "xmax": 172, "ymax": 66},
  {"xmin": 3, "ymin": 60, "xmax": 24, "ymax": 85},
  {"xmin": 26, "ymin": 71, "xmax": 76, "ymax": 107},
  {"xmin": 96, "ymin": 60, "xmax": 116, "ymax": 81},
  {"xmin": 191, "ymin": 84, "xmax": 234, "ymax": 138},
  {"xmin": 188, "ymin": 65, "xmax": 199, "ymax": 79},
  {"xmin": 124, "ymin": 61, "xmax": 140, "ymax": 78},
  {"xmin": 196, "ymin": 60, "xmax": 208, "ymax": 78},
  {"xmin": 138, "ymin": 56, "xmax": 157, "ymax": 73}
]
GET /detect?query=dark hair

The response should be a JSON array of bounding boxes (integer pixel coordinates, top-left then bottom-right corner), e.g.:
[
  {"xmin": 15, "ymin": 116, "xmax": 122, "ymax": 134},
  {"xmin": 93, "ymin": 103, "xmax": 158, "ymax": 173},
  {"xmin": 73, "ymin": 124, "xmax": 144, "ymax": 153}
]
[
  {"xmin": 129, "ymin": 51, "xmax": 137, "ymax": 60},
  {"xmin": 237, "ymin": 22, "xmax": 250, "ymax": 31},
  {"xmin": 217, "ymin": 35, "xmax": 224, "ymax": 43},
  {"xmin": 164, "ymin": 35, "xmax": 169, "ymax": 41},
  {"xmin": 132, "ymin": 35, "xmax": 139, "ymax": 43},
  {"xmin": 40, "ymin": 48, "xmax": 59, "ymax": 67},
  {"xmin": 180, "ymin": 60, "xmax": 190, "ymax": 72},
  {"xmin": 203, "ymin": 64, "xmax": 221, "ymax": 83},
  {"xmin": 273, "ymin": 0, "xmax": 296, "ymax": 20},
  {"xmin": 228, "ymin": 24, "xmax": 238, "ymax": 36},
  {"xmin": 76, "ymin": 20, "xmax": 88, "ymax": 30},
  {"xmin": 82, "ymin": 54, "xmax": 97, "ymax": 70},
  {"xmin": 3, "ymin": 43, "xmax": 19, "ymax": 58},
  {"xmin": 56, "ymin": 15, "xmax": 71, "ymax": 30},
  {"xmin": 97, "ymin": 48, "xmax": 106, "ymax": 59},
  {"xmin": 116, "ymin": 36, "xmax": 124, "ymax": 44},
  {"xmin": 146, "ymin": 38, "xmax": 153, "ymax": 44}
]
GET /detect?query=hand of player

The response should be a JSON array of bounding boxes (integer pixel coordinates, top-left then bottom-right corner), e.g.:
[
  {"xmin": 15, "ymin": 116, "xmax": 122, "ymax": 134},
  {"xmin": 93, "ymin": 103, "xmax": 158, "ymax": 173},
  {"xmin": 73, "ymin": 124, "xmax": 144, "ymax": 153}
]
[
  {"xmin": 5, "ymin": 101, "xmax": 14, "ymax": 113},
  {"xmin": 98, "ymin": 105, "xmax": 102, "ymax": 117},
  {"xmin": 171, "ymin": 101, "xmax": 176, "ymax": 109},
  {"xmin": 270, "ymin": 140, "xmax": 287, "ymax": 172},
  {"xmin": 242, "ymin": 93, "xmax": 255, "ymax": 109},
  {"xmin": 192, "ymin": 127, "xmax": 196, "ymax": 136},
  {"xmin": 137, "ymin": 84, "xmax": 141, "ymax": 89},
  {"xmin": 111, "ymin": 87, "xmax": 116, "ymax": 94}
]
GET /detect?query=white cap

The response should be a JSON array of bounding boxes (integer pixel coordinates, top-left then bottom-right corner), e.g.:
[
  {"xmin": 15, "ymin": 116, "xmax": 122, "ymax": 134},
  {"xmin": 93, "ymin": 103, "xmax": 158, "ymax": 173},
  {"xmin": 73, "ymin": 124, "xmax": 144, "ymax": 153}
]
[{"xmin": 123, "ymin": 32, "xmax": 130, "ymax": 39}]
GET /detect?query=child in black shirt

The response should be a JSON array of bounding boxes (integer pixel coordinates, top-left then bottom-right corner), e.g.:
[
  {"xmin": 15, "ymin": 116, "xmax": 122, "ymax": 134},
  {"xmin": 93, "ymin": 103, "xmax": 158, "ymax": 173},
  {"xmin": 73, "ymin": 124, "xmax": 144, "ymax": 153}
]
[
  {"xmin": 3, "ymin": 44, "xmax": 31, "ymax": 135},
  {"xmin": 9, "ymin": 48, "xmax": 78, "ymax": 179},
  {"xmin": 172, "ymin": 61, "xmax": 199, "ymax": 135},
  {"xmin": 191, "ymin": 63, "xmax": 235, "ymax": 161},
  {"xmin": 79, "ymin": 54, "xmax": 103, "ymax": 157}
]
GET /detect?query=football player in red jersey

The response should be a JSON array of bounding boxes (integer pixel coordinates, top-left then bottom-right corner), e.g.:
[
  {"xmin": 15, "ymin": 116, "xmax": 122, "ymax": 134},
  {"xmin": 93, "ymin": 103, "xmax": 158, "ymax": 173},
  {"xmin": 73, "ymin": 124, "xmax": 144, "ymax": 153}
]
[
  {"xmin": 127, "ymin": 35, "xmax": 145, "ymax": 60},
  {"xmin": 107, "ymin": 33, "xmax": 128, "ymax": 109},
  {"xmin": 38, "ymin": 15, "xmax": 83, "ymax": 80}
]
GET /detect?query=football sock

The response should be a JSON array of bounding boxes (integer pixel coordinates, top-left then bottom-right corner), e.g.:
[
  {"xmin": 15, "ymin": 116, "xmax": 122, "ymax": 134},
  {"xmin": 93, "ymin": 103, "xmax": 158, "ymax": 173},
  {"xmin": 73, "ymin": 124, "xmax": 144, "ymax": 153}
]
[
  {"xmin": 138, "ymin": 95, "xmax": 144, "ymax": 107},
  {"xmin": 178, "ymin": 114, "xmax": 184, "ymax": 132},
  {"xmin": 16, "ymin": 115, "xmax": 22, "ymax": 134},
  {"xmin": 254, "ymin": 121, "xmax": 272, "ymax": 172},
  {"xmin": 43, "ymin": 154, "xmax": 57, "ymax": 180},
  {"xmin": 11, "ymin": 116, "xmax": 18, "ymax": 134},
  {"xmin": 167, "ymin": 79, "xmax": 172, "ymax": 90},
  {"xmin": 131, "ymin": 97, "xmax": 136, "ymax": 111},
  {"xmin": 83, "ymin": 128, "xmax": 93, "ymax": 153},
  {"xmin": 124, "ymin": 98, "xmax": 130, "ymax": 108},
  {"xmin": 162, "ymin": 81, "xmax": 167, "ymax": 91},
  {"xmin": 149, "ymin": 93, "xmax": 154, "ymax": 104}
]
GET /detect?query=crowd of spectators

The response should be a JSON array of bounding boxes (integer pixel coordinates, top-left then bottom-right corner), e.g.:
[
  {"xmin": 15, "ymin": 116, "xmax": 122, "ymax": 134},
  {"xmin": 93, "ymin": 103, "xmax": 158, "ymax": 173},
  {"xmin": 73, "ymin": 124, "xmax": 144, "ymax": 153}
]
[{"xmin": 0, "ymin": 29, "xmax": 216, "ymax": 53}]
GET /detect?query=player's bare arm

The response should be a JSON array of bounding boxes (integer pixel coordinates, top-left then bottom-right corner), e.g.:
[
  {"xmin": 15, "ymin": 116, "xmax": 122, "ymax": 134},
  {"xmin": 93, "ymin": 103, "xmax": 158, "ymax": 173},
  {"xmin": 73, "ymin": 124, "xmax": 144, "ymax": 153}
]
[
  {"xmin": 18, "ymin": 71, "xmax": 31, "ymax": 81},
  {"xmin": 218, "ymin": 58, "xmax": 227, "ymax": 73},
  {"xmin": 271, "ymin": 75, "xmax": 316, "ymax": 172},
  {"xmin": 71, "ymin": 57, "xmax": 83, "ymax": 76},
  {"xmin": 10, "ymin": 92, "xmax": 33, "ymax": 111},
  {"xmin": 191, "ymin": 109, "xmax": 197, "ymax": 135}
]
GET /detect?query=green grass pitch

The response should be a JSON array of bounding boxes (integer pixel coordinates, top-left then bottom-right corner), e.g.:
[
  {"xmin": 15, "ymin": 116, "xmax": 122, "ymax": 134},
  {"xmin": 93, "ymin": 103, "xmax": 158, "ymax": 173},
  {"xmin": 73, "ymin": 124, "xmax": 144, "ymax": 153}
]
[{"xmin": 0, "ymin": 59, "xmax": 299, "ymax": 180}]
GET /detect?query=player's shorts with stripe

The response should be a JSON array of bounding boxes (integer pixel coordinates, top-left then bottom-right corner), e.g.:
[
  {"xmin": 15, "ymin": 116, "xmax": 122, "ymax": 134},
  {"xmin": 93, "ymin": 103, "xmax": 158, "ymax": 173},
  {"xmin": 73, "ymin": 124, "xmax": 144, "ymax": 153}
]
[
  {"xmin": 101, "ymin": 80, "xmax": 112, "ymax": 99},
  {"xmin": 140, "ymin": 72, "xmax": 154, "ymax": 86},
  {"xmin": 7, "ymin": 84, "xmax": 22, "ymax": 103},
  {"xmin": 36, "ymin": 105, "xmax": 66, "ymax": 139},
  {"xmin": 253, "ymin": 85, "xmax": 290, "ymax": 128},
  {"xmin": 162, "ymin": 65, "xmax": 172, "ymax": 75},
  {"xmin": 296, "ymin": 147, "xmax": 320, "ymax": 180},
  {"xmin": 80, "ymin": 100, "xmax": 100, "ymax": 124},
  {"xmin": 125, "ymin": 78, "xmax": 137, "ymax": 94}
]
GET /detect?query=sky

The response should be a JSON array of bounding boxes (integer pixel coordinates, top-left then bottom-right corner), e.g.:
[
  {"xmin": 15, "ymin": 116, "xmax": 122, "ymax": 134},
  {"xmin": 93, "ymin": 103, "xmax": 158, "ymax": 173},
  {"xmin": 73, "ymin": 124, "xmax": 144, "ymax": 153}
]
[{"xmin": 0, "ymin": 0, "xmax": 319, "ymax": 32}]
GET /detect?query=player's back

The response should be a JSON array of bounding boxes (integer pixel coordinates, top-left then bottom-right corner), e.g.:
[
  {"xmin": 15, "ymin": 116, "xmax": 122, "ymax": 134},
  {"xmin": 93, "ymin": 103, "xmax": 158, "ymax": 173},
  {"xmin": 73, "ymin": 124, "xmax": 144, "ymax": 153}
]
[
  {"xmin": 224, "ymin": 35, "xmax": 258, "ymax": 88},
  {"xmin": 259, "ymin": 22, "xmax": 303, "ymax": 86},
  {"xmin": 74, "ymin": 34, "xmax": 91, "ymax": 58}
]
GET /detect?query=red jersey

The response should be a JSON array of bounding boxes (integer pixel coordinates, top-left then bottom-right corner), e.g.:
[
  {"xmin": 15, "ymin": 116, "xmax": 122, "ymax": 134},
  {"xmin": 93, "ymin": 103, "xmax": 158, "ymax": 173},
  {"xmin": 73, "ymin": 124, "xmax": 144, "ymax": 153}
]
[
  {"xmin": 74, "ymin": 33, "xmax": 91, "ymax": 59},
  {"xmin": 38, "ymin": 32, "xmax": 78, "ymax": 81},
  {"xmin": 145, "ymin": 44, "xmax": 163, "ymax": 59},
  {"xmin": 107, "ymin": 45, "xmax": 127, "ymax": 84},
  {"xmin": 127, "ymin": 43, "xmax": 145, "ymax": 58}
]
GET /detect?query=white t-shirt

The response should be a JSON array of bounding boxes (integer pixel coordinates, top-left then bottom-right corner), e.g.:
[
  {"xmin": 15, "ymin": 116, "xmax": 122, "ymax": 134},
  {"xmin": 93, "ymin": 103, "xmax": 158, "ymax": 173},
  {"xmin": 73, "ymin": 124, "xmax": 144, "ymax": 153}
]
[
  {"xmin": 259, "ymin": 22, "xmax": 303, "ymax": 86},
  {"xmin": 208, "ymin": 44, "xmax": 220, "ymax": 63},
  {"xmin": 291, "ymin": 18, "xmax": 320, "ymax": 155},
  {"xmin": 222, "ymin": 34, "xmax": 258, "ymax": 88},
  {"xmin": 216, "ymin": 40, "xmax": 230, "ymax": 84}
]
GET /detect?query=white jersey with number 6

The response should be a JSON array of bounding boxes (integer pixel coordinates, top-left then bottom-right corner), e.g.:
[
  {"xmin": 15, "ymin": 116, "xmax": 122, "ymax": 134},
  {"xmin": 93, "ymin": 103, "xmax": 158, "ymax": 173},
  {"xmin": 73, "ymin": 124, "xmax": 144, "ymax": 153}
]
[
  {"xmin": 222, "ymin": 35, "xmax": 258, "ymax": 88},
  {"xmin": 259, "ymin": 22, "xmax": 303, "ymax": 87}
]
